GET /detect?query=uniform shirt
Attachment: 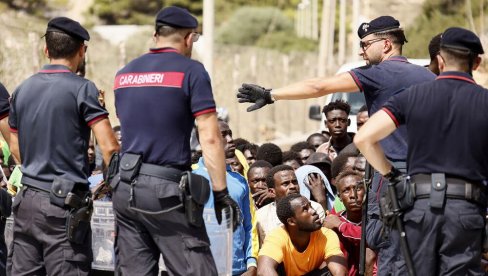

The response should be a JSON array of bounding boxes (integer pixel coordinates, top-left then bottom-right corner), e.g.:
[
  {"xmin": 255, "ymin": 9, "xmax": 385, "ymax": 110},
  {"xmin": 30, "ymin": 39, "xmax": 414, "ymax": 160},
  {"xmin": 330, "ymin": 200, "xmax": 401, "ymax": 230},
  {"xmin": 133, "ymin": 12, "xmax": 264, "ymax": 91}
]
[
  {"xmin": 0, "ymin": 82, "xmax": 10, "ymax": 120},
  {"xmin": 256, "ymin": 200, "xmax": 325, "ymax": 247},
  {"xmin": 349, "ymin": 56, "xmax": 436, "ymax": 161},
  {"xmin": 259, "ymin": 226, "xmax": 343, "ymax": 275},
  {"xmin": 383, "ymin": 71, "xmax": 488, "ymax": 182},
  {"xmin": 114, "ymin": 47, "xmax": 216, "ymax": 168},
  {"xmin": 193, "ymin": 157, "xmax": 258, "ymax": 275},
  {"xmin": 9, "ymin": 64, "xmax": 107, "ymax": 188}
]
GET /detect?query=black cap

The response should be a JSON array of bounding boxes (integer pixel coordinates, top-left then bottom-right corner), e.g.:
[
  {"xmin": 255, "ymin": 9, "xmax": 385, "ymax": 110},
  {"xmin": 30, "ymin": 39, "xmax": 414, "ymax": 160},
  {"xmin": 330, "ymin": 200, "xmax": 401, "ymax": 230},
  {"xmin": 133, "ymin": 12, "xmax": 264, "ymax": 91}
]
[
  {"xmin": 441, "ymin": 27, "xmax": 484, "ymax": 55},
  {"xmin": 156, "ymin": 6, "xmax": 198, "ymax": 29},
  {"xmin": 46, "ymin": 17, "xmax": 90, "ymax": 41},
  {"xmin": 306, "ymin": 152, "xmax": 331, "ymax": 166},
  {"xmin": 358, "ymin": 16, "xmax": 401, "ymax": 39}
]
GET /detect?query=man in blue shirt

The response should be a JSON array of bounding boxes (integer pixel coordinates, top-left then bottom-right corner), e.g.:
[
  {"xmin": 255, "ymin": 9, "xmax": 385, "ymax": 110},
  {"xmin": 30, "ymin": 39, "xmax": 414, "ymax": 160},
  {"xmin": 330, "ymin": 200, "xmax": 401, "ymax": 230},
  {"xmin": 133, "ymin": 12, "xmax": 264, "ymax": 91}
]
[
  {"xmin": 237, "ymin": 15, "xmax": 435, "ymax": 275},
  {"xmin": 194, "ymin": 119, "xmax": 257, "ymax": 275},
  {"xmin": 355, "ymin": 27, "xmax": 487, "ymax": 275}
]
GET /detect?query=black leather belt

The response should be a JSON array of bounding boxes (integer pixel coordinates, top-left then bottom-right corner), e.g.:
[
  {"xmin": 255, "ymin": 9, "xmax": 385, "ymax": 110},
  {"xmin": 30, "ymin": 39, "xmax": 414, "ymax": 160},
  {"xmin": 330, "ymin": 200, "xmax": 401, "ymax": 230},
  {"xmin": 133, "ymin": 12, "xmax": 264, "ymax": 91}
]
[
  {"xmin": 138, "ymin": 163, "xmax": 183, "ymax": 183},
  {"xmin": 411, "ymin": 174, "xmax": 486, "ymax": 205}
]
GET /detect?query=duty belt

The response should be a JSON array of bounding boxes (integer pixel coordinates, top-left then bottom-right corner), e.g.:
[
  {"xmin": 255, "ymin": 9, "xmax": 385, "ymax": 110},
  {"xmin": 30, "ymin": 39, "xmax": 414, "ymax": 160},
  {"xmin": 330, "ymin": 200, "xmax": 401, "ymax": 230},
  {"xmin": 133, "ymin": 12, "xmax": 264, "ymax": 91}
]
[
  {"xmin": 138, "ymin": 163, "xmax": 183, "ymax": 183},
  {"xmin": 410, "ymin": 174, "xmax": 486, "ymax": 206}
]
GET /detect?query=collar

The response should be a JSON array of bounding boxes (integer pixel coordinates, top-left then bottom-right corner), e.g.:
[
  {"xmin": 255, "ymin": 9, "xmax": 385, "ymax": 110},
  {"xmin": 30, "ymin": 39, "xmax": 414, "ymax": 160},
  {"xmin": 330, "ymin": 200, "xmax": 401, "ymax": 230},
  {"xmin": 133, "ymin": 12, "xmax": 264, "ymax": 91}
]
[
  {"xmin": 149, "ymin": 47, "xmax": 180, "ymax": 54},
  {"xmin": 385, "ymin": 55, "xmax": 409, "ymax": 63},
  {"xmin": 339, "ymin": 210, "xmax": 361, "ymax": 225},
  {"xmin": 38, "ymin": 64, "xmax": 72, "ymax": 74},
  {"xmin": 436, "ymin": 71, "xmax": 476, "ymax": 84}
]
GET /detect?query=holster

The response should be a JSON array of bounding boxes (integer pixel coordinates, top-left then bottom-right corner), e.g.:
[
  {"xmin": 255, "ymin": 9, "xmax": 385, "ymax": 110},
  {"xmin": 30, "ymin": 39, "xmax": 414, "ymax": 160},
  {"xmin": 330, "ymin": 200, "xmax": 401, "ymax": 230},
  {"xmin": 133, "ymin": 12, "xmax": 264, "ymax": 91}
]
[
  {"xmin": 120, "ymin": 153, "xmax": 142, "ymax": 183},
  {"xmin": 66, "ymin": 192, "xmax": 93, "ymax": 244},
  {"xmin": 379, "ymin": 177, "xmax": 415, "ymax": 229},
  {"xmin": 430, "ymin": 173, "xmax": 446, "ymax": 209},
  {"xmin": 179, "ymin": 172, "xmax": 210, "ymax": 227}
]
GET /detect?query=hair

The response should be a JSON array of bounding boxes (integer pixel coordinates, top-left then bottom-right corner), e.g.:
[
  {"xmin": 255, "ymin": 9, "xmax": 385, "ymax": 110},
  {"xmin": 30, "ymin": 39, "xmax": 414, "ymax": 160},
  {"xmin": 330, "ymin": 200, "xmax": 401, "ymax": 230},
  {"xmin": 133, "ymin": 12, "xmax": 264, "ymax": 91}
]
[
  {"xmin": 249, "ymin": 160, "xmax": 273, "ymax": 170},
  {"xmin": 373, "ymin": 28, "xmax": 408, "ymax": 46},
  {"xmin": 306, "ymin": 133, "xmax": 326, "ymax": 143},
  {"xmin": 358, "ymin": 105, "xmax": 368, "ymax": 113},
  {"xmin": 340, "ymin": 143, "xmax": 360, "ymax": 156},
  {"xmin": 282, "ymin": 151, "xmax": 301, "ymax": 163},
  {"xmin": 331, "ymin": 152, "xmax": 358, "ymax": 179},
  {"xmin": 429, "ymin": 33, "xmax": 442, "ymax": 61},
  {"xmin": 277, "ymin": 193, "xmax": 303, "ymax": 225},
  {"xmin": 112, "ymin": 125, "xmax": 121, "ymax": 132},
  {"xmin": 322, "ymin": 99, "xmax": 351, "ymax": 117},
  {"xmin": 237, "ymin": 143, "xmax": 259, "ymax": 155},
  {"xmin": 233, "ymin": 138, "xmax": 250, "ymax": 149},
  {"xmin": 440, "ymin": 46, "xmax": 479, "ymax": 73},
  {"xmin": 45, "ymin": 31, "xmax": 84, "ymax": 59},
  {"xmin": 155, "ymin": 25, "xmax": 190, "ymax": 42},
  {"xmin": 256, "ymin": 143, "xmax": 283, "ymax": 167},
  {"xmin": 266, "ymin": 164, "xmax": 294, "ymax": 188},
  {"xmin": 290, "ymin": 141, "xmax": 315, "ymax": 153},
  {"xmin": 335, "ymin": 169, "xmax": 363, "ymax": 190}
]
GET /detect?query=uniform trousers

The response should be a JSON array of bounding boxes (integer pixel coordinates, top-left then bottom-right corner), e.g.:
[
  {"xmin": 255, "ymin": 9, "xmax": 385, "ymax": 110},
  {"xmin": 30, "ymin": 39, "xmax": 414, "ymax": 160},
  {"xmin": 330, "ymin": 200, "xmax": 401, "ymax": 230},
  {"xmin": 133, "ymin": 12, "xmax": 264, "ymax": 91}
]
[
  {"xmin": 7, "ymin": 187, "xmax": 92, "ymax": 275},
  {"xmin": 112, "ymin": 174, "xmax": 217, "ymax": 276},
  {"xmin": 404, "ymin": 198, "xmax": 485, "ymax": 275},
  {"xmin": 366, "ymin": 163, "xmax": 407, "ymax": 276}
]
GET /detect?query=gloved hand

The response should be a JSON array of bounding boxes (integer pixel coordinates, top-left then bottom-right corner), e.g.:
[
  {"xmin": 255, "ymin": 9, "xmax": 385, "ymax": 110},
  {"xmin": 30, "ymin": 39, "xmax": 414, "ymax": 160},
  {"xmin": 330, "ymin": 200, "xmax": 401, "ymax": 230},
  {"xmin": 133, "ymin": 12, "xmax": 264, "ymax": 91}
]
[
  {"xmin": 237, "ymin": 83, "xmax": 274, "ymax": 112},
  {"xmin": 384, "ymin": 166, "xmax": 403, "ymax": 185},
  {"xmin": 213, "ymin": 188, "xmax": 242, "ymax": 231}
]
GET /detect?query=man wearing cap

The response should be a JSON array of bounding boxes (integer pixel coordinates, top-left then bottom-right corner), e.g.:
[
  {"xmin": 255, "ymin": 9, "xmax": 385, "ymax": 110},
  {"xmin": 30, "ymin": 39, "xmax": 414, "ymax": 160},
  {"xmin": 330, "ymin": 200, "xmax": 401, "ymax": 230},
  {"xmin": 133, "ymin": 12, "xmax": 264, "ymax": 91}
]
[
  {"xmin": 237, "ymin": 15, "xmax": 435, "ymax": 275},
  {"xmin": 113, "ymin": 6, "xmax": 240, "ymax": 275},
  {"xmin": 355, "ymin": 26, "xmax": 487, "ymax": 275},
  {"xmin": 7, "ymin": 17, "xmax": 120, "ymax": 275}
]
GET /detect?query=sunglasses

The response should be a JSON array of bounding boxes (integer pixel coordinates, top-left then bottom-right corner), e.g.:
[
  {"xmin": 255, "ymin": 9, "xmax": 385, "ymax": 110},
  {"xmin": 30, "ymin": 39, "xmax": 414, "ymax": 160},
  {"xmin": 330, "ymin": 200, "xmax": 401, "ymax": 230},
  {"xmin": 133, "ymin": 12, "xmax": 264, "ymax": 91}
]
[{"xmin": 359, "ymin": 38, "xmax": 385, "ymax": 49}]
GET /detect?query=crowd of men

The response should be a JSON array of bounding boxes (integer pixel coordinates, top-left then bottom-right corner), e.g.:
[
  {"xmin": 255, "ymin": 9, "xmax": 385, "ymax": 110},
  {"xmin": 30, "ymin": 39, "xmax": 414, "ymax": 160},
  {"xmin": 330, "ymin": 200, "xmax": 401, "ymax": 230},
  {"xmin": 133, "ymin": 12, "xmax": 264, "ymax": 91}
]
[{"xmin": 0, "ymin": 4, "xmax": 485, "ymax": 276}]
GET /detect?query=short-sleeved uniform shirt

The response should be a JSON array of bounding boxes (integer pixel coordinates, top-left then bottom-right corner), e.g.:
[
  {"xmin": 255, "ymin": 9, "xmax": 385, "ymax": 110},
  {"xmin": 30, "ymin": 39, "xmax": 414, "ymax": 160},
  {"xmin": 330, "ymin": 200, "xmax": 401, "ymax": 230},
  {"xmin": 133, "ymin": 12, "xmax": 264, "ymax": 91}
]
[
  {"xmin": 349, "ymin": 56, "xmax": 436, "ymax": 161},
  {"xmin": 0, "ymin": 83, "xmax": 10, "ymax": 120},
  {"xmin": 9, "ymin": 64, "xmax": 108, "ymax": 188},
  {"xmin": 259, "ymin": 226, "xmax": 343, "ymax": 275},
  {"xmin": 383, "ymin": 71, "xmax": 488, "ymax": 182},
  {"xmin": 114, "ymin": 48, "xmax": 216, "ymax": 168}
]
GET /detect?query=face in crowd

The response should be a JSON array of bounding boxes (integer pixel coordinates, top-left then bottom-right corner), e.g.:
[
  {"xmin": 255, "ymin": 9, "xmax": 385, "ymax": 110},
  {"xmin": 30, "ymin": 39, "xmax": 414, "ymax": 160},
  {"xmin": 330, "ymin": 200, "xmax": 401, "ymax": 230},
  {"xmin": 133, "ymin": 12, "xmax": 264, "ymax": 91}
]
[
  {"xmin": 248, "ymin": 166, "xmax": 270, "ymax": 195},
  {"xmin": 356, "ymin": 111, "xmax": 369, "ymax": 130},
  {"xmin": 298, "ymin": 149, "xmax": 314, "ymax": 165},
  {"xmin": 243, "ymin": 149, "xmax": 256, "ymax": 166},
  {"xmin": 218, "ymin": 120, "xmax": 236, "ymax": 158},
  {"xmin": 337, "ymin": 174, "xmax": 364, "ymax": 213},
  {"xmin": 289, "ymin": 196, "xmax": 322, "ymax": 232},
  {"xmin": 273, "ymin": 169, "xmax": 300, "ymax": 201},
  {"xmin": 226, "ymin": 156, "xmax": 243, "ymax": 175},
  {"xmin": 325, "ymin": 109, "xmax": 349, "ymax": 140}
]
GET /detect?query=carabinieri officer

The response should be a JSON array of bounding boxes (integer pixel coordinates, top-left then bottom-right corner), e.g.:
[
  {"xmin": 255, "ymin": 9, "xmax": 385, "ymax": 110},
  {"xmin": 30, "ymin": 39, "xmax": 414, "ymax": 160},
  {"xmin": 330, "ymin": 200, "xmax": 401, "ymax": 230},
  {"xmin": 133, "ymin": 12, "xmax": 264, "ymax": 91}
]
[
  {"xmin": 8, "ymin": 17, "xmax": 119, "ymax": 275},
  {"xmin": 113, "ymin": 6, "xmax": 240, "ymax": 275},
  {"xmin": 355, "ymin": 27, "xmax": 487, "ymax": 275}
]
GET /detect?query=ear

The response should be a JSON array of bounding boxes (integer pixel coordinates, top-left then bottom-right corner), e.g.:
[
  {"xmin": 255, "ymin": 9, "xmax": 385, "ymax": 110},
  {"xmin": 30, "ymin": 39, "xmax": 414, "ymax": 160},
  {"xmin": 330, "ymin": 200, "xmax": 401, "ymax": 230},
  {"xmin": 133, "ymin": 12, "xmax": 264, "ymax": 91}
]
[
  {"xmin": 472, "ymin": 56, "xmax": 482, "ymax": 71},
  {"xmin": 152, "ymin": 31, "xmax": 157, "ymax": 42},
  {"xmin": 383, "ymin": 39, "xmax": 392, "ymax": 54},
  {"xmin": 43, "ymin": 45, "xmax": 49, "ymax": 59},
  {"xmin": 436, "ymin": 54, "xmax": 445, "ymax": 72},
  {"xmin": 287, "ymin": 217, "xmax": 297, "ymax": 227}
]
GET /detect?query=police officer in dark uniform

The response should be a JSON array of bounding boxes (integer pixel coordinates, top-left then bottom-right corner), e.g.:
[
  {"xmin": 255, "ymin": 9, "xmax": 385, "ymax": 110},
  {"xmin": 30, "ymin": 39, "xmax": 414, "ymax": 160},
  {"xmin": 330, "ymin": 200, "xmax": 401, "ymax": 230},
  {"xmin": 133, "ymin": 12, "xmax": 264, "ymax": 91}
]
[
  {"xmin": 7, "ymin": 17, "xmax": 120, "ymax": 275},
  {"xmin": 113, "ymin": 6, "xmax": 241, "ymax": 275},
  {"xmin": 236, "ymin": 16, "xmax": 435, "ymax": 275},
  {"xmin": 0, "ymin": 82, "xmax": 12, "ymax": 276},
  {"xmin": 355, "ymin": 27, "xmax": 487, "ymax": 275}
]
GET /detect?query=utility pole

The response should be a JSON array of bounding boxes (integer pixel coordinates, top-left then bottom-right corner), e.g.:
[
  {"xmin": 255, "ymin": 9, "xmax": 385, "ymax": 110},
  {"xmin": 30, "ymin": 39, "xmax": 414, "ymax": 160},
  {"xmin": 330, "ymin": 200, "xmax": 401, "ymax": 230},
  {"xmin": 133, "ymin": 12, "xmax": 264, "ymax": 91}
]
[
  {"xmin": 203, "ymin": 0, "xmax": 214, "ymax": 80},
  {"xmin": 318, "ymin": 0, "xmax": 331, "ymax": 76},
  {"xmin": 338, "ymin": 0, "xmax": 346, "ymax": 64},
  {"xmin": 327, "ymin": 0, "xmax": 336, "ymax": 71},
  {"xmin": 351, "ymin": 0, "xmax": 360, "ymax": 61}
]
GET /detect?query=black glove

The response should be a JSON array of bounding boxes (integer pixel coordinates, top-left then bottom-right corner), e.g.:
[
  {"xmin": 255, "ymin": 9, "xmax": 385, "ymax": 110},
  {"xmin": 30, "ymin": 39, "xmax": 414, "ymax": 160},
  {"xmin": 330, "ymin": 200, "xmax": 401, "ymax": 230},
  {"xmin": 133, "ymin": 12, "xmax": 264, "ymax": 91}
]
[
  {"xmin": 213, "ymin": 188, "xmax": 242, "ymax": 231},
  {"xmin": 237, "ymin": 83, "xmax": 274, "ymax": 112},
  {"xmin": 384, "ymin": 166, "xmax": 403, "ymax": 184}
]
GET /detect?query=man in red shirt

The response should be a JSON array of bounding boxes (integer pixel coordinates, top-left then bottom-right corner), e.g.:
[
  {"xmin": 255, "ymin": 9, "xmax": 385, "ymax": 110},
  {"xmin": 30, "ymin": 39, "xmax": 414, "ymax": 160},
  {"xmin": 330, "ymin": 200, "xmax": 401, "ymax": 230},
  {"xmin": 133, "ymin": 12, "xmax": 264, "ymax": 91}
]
[{"xmin": 324, "ymin": 170, "xmax": 375, "ymax": 275}]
